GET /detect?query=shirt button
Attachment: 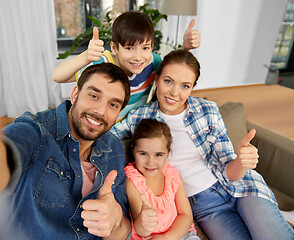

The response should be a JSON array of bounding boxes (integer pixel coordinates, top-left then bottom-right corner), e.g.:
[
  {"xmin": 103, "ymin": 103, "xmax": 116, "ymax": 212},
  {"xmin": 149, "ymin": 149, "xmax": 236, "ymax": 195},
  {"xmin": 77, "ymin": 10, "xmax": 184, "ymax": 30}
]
[
  {"xmin": 77, "ymin": 228, "xmax": 80, "ymax": 231},
  {"xmin": 92, "ymin": 160, "xmax": 95, "ymax": 162},
  {"xmin": 73, "ymin": 148, "xmax": 77, "ymax": 152},
  {"xmin": 60, "ymin": 171, "xmax": 64, "ymax": 175}
]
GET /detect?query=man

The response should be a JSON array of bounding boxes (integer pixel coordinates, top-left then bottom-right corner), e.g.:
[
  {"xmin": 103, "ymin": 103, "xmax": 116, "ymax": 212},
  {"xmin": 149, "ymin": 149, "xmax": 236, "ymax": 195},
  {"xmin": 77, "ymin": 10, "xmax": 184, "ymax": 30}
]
[{"xmin": 0, "ymin": 63, "xmax": 131, "ymax": 240}]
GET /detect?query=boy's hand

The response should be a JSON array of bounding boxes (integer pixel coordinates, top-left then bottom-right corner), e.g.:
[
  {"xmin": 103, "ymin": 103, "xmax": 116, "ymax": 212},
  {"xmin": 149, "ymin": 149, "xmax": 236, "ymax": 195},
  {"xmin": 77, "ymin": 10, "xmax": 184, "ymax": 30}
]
[
  {"xmin": 87, "ymin": 27, "xmax": 104, "ymax": 62},
  {"xmin": 183, "ymin": 19, "xmax": 201, "ymax": 50},
  {"xmin": 237, "ymin": 129, "xmax": 259, "ymax": 169},
  {"xmin": 81, "ymin": 170, "xmax": 123, "ymax": 237},
  {"xmin": 139, "ymin": 194, "xmax": 157, "ymax": 233}
]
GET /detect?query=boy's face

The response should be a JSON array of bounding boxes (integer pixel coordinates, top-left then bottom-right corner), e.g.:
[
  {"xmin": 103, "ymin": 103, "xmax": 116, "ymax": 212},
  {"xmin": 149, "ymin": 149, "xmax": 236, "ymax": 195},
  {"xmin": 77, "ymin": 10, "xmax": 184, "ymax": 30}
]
[{"xmin": 111, "ymin": 40, "xmax": 153, "ymax": 76}]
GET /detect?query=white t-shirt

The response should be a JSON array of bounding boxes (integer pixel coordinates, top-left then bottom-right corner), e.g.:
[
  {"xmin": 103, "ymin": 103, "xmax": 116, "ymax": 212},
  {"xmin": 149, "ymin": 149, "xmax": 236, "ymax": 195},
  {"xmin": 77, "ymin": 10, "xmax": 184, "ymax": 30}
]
[{"xmin": 159, "ymin": 109, "xmax": 217, "ymax": 197}]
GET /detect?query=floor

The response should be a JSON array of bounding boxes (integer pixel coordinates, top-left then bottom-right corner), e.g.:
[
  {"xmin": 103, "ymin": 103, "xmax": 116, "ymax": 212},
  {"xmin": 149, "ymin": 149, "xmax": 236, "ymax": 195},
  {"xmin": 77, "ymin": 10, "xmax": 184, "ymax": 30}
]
[
  {"xmin": 193, "ymin": 84, "xmax": 294, "ymax": 140},
  {"xmin": 0, "ymin": 115, "xmax": 14, "ymax": 130}
]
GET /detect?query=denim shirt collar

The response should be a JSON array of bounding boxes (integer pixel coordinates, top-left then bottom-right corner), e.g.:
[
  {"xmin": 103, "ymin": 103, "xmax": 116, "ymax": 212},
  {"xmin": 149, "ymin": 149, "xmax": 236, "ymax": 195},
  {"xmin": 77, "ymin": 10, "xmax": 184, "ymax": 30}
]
[{"xmin": 56, "ymin": 100, "xmax": 72, "ymax": 141}]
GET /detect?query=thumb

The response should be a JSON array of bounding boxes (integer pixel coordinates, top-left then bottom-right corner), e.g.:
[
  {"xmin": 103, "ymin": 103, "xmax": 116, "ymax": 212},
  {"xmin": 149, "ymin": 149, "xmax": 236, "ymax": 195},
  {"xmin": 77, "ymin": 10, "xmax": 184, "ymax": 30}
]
[
  {"xmin": 140, "ymin": 194, "xmax": 152, "ymax": 209},
  {"xmin": 98, "ymin": 170, "xmax": 117, "ymax": 198},
  {"xmin": 188, "ymin": 19, "xmax": 196, "ymax": 30},
  {"xmin": 240, "ymin": 129, "xmax": 256, "ymax": 147},
  {"xmin": 92, "ymin": 26, "xmax": 99, "ymax": 40}
]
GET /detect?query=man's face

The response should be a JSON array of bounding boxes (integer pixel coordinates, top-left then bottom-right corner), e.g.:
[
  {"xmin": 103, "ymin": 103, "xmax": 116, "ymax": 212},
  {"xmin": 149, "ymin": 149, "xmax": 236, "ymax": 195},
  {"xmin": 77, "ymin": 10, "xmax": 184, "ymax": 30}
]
[
  {"xmin": 69, "ymin": 73, "xmax": 125, "ymax": 142},
  {"xmin": 111, "ymin": 40, "xmax": 153, "ymax": 76}
]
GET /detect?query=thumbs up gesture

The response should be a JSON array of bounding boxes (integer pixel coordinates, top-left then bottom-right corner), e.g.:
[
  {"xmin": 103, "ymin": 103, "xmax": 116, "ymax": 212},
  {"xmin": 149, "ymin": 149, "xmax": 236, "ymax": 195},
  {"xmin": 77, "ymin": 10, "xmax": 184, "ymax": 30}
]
[
  {"xmin": 139, "ymin": 194, "xmax": 157, "ymax": 234},
  {"xmin": 183, "ymin": 19, "xmax": 201, "ymax": 50},
  {"xmin": 81, "ymin": 170, "xmax": 123, "ymax": 237},
  {"xmin": 237, "ymin": 129, "xmax": 259, "ymax": 170},
  {"xmin": 87, "ymin": 26, "xmax": 104, "ymax": 62}
]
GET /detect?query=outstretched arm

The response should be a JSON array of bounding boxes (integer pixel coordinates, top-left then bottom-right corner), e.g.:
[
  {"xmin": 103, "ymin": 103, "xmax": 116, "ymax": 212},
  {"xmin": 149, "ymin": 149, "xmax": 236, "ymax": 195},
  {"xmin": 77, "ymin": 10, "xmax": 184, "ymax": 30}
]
[
  {"xmin": 0, "ymin": 136, "xmax": 10, "ymax": 191},
  {"xmin": 182, "ymin": 19, "xmax": 201, "ymax": 51},
  {"xmin": 226, "ymin": 129, "xmax": 259, "ymax": 181},
  {"xmin": 52, "ymin": 27, "xmax": 104, "ymax": 83}
]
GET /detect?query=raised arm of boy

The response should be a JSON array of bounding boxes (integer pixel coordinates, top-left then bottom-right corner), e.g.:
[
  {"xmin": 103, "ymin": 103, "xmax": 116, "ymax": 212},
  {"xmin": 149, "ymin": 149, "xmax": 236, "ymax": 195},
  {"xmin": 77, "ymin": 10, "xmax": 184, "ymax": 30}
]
[
  {"xmin": 52, "ymin": 27, "xmax": 104, "ymax": 83},
  {"xmin": 183, "ymin": 19, "xmax": 201, "ymax": 50}
]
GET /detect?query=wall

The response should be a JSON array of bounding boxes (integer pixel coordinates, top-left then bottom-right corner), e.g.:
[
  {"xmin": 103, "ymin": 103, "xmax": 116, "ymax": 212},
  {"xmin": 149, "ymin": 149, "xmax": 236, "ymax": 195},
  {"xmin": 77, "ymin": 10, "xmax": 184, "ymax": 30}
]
[
  {"xmin": 195, "ymin": 0, "xmax": 287, "ymax": 89},
  {"xmin": 161, "ymin": 0, "xmax": 288, "ymax": 90},
  {"xmin": 58, "ymin": 0, "xmax": 288, "ymax": 100}
]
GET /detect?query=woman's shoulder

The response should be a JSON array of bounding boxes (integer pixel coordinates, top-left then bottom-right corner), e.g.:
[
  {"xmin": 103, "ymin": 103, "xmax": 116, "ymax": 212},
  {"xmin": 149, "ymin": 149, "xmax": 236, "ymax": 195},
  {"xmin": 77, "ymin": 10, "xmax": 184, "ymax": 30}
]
[{"xmin": 188, "ymin": 96, "xmax": 220, "ymax": 114}]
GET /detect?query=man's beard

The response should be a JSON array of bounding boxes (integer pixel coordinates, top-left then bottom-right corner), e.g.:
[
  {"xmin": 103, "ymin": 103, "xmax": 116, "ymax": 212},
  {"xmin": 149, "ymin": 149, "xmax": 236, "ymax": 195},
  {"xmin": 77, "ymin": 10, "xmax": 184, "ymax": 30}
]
[{"xmin": 70, "ymin": 99, "xmax": 109, "ymax": 141}]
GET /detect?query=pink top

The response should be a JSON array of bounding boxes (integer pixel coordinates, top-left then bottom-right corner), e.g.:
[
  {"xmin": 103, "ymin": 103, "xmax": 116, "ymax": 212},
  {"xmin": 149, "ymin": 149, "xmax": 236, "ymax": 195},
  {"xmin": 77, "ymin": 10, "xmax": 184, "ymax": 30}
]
[
  {"xmin": 81, "ymin": 161, "xmax": 97, "ymax": 197},
  {"xmin": 124, "ymin": 162, "xmax": 196, "ymax": 239}
]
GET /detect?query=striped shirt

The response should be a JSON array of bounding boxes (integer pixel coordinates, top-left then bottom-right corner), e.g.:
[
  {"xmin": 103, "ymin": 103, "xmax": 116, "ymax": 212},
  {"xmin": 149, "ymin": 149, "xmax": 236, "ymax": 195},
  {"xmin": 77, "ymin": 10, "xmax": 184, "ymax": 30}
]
[
  {"xmin": 76, "ymin": 50, "xmax": 162, "ymax": 121},
  {"xmin": 111, "ymin": 97, "xmax": 277, "ymax": 204}
]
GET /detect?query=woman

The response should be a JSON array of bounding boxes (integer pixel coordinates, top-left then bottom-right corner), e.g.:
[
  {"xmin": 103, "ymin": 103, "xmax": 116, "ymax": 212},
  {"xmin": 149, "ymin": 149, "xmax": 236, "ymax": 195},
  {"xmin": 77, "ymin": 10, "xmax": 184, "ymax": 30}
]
[{"xmin": 111, "ymin": 49, "xmax": 294, "ymax": 239}]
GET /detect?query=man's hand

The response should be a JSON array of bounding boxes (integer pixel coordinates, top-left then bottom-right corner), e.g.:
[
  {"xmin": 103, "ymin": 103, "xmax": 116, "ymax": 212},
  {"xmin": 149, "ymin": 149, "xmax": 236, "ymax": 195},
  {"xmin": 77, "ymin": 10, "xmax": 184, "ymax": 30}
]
[
  {"xmin": 81, "ymin": 170, "xmax": 123, "ymax": 237},
  {"xmin": 139, "ymin": 194, "xmax": 157, "ymax": 234},
  {"xmin": 183, "ymin": 19, "xmax": 201, "ymax": 50},
  {"xmin": 237, "ymin": 129, "xmax": 259, "ymax": 170},
  {"xmin": 87, "ymin": 27, "xmax": 104, "ymax": 62}
]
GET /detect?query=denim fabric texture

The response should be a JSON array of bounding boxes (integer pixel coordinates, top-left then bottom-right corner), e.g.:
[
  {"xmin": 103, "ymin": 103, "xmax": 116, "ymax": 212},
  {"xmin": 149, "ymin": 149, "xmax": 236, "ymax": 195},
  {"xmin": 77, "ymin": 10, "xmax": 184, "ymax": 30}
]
[
  {"xmin": 2, "ymin": 100, "xmax": 129, "ymax": 240},
  {"xmin": 189, "ymin": 182, "xmax": 294, "ymax": 240}
]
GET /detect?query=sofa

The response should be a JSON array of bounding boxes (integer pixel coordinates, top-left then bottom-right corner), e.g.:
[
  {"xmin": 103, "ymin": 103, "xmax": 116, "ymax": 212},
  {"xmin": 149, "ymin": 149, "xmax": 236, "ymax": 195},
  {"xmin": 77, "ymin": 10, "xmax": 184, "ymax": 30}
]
[
  {"xmin": 196, "ymin": 100, "xmax": 294, "ymax": 239},
  {"xmin": 123, "ymin": 100, "xmax": 294, "ymax": 240}
]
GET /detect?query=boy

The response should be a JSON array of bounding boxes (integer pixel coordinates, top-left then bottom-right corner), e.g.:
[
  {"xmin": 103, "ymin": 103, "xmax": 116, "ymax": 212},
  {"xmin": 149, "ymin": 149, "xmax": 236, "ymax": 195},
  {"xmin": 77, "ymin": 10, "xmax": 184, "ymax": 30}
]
[{"xmin": 53, "ymin": 11, "xmax": 200, "ymax": 120}]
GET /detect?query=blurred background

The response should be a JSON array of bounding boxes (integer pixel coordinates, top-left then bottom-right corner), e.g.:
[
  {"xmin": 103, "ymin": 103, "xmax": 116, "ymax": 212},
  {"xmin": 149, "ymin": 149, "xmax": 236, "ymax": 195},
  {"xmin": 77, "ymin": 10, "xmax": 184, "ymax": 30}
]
[{"xmin": 0, "ymin": 0, "xmax": 293, "ymax": 118}]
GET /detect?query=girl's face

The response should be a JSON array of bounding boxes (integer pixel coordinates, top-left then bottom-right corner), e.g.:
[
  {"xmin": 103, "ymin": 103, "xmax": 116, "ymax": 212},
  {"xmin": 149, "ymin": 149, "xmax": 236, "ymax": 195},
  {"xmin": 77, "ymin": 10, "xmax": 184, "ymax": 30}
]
[
  {"xmin": 132, "ymin": 136, "xmax": 169, "ymax": 178},
  {"xmin": 155, "ymin": 63, "xmax": 196, "ymax": 115}
]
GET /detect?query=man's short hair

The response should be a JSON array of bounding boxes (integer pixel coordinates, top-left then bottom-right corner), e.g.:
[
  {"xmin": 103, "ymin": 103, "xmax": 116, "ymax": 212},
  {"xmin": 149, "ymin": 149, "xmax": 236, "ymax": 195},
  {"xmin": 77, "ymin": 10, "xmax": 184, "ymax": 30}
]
[{"xmin": 77, "ymin": 63, "xmax": 130, "ymax": 109}]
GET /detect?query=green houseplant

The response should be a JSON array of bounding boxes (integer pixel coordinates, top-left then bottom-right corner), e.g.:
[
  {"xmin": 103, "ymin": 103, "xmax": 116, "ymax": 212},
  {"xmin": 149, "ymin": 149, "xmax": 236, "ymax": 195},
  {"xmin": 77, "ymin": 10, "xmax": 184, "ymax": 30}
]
[{"xmin": 57, "ymin": 4, "xmax": 167, "ymax": 59}]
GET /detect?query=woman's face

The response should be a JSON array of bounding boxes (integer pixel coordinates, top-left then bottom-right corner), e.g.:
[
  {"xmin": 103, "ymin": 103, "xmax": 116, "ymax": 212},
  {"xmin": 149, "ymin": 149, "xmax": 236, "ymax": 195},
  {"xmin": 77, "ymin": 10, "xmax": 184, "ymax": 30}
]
[{"xmin": 155, "ymin": 63, "xmax": 196, "ymax": 115}]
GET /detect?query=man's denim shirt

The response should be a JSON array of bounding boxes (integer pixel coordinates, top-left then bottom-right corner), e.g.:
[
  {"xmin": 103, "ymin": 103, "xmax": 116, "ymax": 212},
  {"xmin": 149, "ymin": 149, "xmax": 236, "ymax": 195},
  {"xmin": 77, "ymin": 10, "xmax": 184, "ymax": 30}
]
[{"xmin": 2, "ymin": 101, "xmax": 130, "ymax": 240}]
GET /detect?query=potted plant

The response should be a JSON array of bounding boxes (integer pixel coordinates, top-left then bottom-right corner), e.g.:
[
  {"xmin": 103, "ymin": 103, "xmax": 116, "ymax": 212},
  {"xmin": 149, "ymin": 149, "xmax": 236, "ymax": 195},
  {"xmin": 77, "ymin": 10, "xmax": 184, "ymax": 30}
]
[{"xmin": 57, "ymin": 4, "xmax": 167, "ymax": 59}]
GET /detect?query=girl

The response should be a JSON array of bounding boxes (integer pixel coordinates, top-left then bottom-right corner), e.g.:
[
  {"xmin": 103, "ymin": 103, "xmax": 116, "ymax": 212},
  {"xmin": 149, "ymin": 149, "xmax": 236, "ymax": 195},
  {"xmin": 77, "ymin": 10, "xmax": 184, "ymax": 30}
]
[
  {"xmin": 112, "ymin": 49, "xmax": 294, "ymax": 239},
  {"xmin": 125, "ymin": 118, "xmax": 199, "ymax": 240}
]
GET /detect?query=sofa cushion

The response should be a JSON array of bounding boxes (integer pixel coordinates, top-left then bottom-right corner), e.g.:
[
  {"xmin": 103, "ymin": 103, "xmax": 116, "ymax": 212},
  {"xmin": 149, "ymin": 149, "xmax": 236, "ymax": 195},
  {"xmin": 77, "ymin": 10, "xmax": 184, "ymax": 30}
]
[{"xmin": 219, "ymin": 102, "xmax": 248, "ymax": 152}]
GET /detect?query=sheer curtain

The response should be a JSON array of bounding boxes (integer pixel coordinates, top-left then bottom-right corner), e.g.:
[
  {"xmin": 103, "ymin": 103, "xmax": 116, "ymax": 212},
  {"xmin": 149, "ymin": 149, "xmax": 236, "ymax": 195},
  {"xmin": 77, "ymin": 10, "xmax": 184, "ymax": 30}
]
[{"xmin": 0, "ymin": 0, "xmax": 61, "ymax": 117}]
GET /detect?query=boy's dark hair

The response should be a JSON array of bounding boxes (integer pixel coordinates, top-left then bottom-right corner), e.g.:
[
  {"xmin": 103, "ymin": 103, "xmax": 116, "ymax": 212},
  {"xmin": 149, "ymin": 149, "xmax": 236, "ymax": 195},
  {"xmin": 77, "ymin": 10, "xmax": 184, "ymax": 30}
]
[
  {"xmin": 132, "ymin": 119, "xmax": 173, "ymax": 152},
  {"xmin": 112, "ymin": 11, "xmax": 154, "ymax": 48},
  {"xmin": 77, "ymin": 63, "xmax": 130, "ymax": 109},
  {"xmin": 156, "ymin": 49, "xmax": 201, "ymax": 87}
]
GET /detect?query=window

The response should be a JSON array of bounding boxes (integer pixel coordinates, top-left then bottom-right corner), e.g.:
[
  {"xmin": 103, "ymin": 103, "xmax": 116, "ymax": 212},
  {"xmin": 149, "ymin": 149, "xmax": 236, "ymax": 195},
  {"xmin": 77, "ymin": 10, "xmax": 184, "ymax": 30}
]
[
  {"xmin": 54, "ymin": 0, "xmax": 139, "ymax": 54},
  {"xmin": 270, "ymin": 0, "xmax": 294, "ymax": 71}
]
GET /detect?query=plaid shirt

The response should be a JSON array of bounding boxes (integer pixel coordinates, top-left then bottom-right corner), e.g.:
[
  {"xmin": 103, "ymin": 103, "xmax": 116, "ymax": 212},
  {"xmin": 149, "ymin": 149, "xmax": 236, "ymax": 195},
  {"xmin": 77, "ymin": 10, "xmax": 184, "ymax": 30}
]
[{"xmin": 111, "ymin": 97, "xmax": 276, "ymax": 204}]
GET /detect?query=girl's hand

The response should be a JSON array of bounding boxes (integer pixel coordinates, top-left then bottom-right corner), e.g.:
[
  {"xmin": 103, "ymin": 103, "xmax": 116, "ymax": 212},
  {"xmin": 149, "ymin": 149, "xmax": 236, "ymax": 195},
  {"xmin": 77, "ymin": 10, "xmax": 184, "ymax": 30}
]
[{"xmin": 139, "ymin": 195, "xmax": 158, "ymax": 233}]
